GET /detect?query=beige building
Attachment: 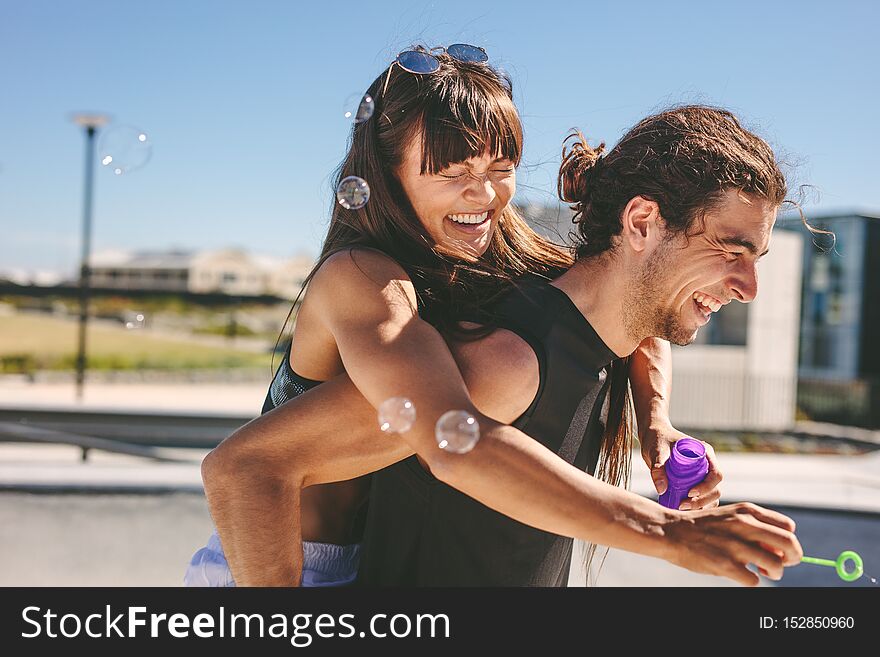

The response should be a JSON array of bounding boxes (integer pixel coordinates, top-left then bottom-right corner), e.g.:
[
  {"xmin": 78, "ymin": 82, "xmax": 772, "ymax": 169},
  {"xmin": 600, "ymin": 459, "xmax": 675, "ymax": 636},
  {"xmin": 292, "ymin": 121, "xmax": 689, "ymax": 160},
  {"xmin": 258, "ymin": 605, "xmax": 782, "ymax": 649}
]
[
  {"xmin": 87, "ymin": 248, "xmax": 314, "ymax": 299},
  {"xmin": 89, "ymin": 249, "xmax": 191, "ymax": 292},
  {"xmin": 189, "ymin": 249, "xmax": 268, "ymax": 296},
  {"xmin": 267, "ymin": 254, "xmax": 316, "ymax": 300}
]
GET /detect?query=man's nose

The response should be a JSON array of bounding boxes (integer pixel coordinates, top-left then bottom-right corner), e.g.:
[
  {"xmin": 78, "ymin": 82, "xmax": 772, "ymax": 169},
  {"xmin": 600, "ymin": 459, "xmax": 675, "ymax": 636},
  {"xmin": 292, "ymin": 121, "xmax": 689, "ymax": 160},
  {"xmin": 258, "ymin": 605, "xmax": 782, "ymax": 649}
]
[{"xmin": 730, "ymin": 261, "xmax": 758, "ymax": 303}]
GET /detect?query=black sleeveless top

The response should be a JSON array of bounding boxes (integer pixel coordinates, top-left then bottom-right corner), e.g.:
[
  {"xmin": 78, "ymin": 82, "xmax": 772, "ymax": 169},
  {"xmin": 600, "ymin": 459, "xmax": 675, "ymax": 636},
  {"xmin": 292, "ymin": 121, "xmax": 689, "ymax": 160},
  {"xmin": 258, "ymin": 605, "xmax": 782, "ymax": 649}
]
[
  {"xmin": 260, "ymin": 279, "xmax": 428, "ymax": 544},
  {"xmin": 261, "ymin": 342, "xmax": 324, "ymax": 415},
  {"xmin": 356, "ymin": 277, "xmax": 618, "ymax": 586},
  {"xmin": 262, "ymin": 283, "xmax": 428, "ymax": 415}
]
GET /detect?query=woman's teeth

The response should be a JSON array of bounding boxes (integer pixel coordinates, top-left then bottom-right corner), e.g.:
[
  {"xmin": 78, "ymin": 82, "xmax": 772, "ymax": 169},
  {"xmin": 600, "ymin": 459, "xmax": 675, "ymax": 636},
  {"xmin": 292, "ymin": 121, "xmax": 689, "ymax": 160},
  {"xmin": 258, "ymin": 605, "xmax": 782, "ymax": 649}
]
[
  {"xmin": 448, "ymin": 211, "xmax": 489, "ymax": 224},
  {"xmin": 693, "ymin": 292, "xmax": 722, "ymax": 313}
]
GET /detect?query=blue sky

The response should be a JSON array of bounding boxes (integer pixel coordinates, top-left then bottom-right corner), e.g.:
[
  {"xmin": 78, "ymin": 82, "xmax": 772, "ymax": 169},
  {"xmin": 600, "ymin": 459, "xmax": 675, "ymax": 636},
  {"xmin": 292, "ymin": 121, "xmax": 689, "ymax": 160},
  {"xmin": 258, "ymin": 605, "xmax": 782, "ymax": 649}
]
[{"xmin": 1, "ymin": 0, "xmax": 877, "ymax": 274}]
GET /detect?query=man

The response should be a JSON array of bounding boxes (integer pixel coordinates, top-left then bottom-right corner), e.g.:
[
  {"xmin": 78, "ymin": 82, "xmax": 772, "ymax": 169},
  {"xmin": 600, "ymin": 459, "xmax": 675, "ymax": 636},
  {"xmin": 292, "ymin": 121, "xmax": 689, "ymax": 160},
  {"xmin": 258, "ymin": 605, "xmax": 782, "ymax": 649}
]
[{"xmin": 201, "ymin": 106, "xmax": 804, "ymax": 586}]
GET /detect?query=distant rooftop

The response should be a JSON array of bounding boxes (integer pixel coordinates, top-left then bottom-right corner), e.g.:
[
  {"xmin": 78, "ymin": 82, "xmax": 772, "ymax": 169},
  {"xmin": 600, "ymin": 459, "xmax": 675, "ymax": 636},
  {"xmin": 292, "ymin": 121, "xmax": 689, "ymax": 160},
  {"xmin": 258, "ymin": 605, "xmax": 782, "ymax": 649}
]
[
  {"xmin": 90, "ymin": 249, "xmax": 196, "ymax": 269},
  {"xmin": 778, "ymin": 208, "xmax": 880, "ymax": 225}
]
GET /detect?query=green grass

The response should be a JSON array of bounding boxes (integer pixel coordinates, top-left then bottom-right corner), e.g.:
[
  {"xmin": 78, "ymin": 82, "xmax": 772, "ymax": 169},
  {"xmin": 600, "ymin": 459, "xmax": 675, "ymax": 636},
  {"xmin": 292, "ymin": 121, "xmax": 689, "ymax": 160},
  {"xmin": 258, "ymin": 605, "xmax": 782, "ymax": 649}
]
[{"xmin": 0, "ymin": 313, "xmax": 272, "ymax": 372}]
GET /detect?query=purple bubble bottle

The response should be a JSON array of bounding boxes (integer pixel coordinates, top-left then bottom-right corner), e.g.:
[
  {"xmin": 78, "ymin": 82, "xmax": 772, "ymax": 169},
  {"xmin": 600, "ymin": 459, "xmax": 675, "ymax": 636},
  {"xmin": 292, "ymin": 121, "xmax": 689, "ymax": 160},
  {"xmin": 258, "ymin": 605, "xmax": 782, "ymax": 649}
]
[{"xmin": 658, "ymin": 437, "xmax": 709, "ymax": 510}]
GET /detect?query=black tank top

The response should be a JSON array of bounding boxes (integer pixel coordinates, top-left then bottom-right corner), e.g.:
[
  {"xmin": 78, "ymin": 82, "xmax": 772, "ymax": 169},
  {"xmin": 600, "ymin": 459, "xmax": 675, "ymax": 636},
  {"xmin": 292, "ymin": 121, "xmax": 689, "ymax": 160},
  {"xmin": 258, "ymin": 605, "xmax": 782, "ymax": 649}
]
[
  {"xmin": 261, "ymin": 342, "xmax": 324, "ymax": 415},
  {"xmin": 262, "ymin": 284, "xmax": 428, "ymax": 414},
  {"xmin": 356, "ymin": 277, "xmax": 618, "ymax": 586},
  {"xmin": 261, "ymin": 282, "xmax": 427, "ymax": 544}
]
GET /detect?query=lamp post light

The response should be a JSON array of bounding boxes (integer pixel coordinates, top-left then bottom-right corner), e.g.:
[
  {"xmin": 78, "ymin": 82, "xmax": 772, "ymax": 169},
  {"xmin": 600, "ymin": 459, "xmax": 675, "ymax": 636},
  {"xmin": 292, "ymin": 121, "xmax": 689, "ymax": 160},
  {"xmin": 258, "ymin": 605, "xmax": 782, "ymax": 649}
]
[{"xmin": 70, "ymin": 112, "xmax": 111, "ymax": 401}]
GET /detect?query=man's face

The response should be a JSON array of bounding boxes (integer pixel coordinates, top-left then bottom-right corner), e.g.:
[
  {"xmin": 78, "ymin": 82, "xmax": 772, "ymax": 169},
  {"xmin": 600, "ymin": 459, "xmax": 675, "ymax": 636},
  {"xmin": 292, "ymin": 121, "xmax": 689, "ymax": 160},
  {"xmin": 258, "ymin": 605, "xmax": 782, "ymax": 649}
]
[{"xmin": 626, "ymin": 189, "xmax": 777, "ymax": 346}]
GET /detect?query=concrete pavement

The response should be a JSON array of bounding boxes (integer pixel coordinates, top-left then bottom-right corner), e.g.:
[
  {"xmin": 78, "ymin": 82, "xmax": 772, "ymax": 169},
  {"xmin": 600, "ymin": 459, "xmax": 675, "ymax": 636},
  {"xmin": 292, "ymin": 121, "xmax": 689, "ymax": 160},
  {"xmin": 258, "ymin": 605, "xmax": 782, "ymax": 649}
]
[
  {"xmin": 2, "ymin": 441, "xmax": 879, "ymax": 514},
  {"xmin": 1, "ymin": 377, "xmax": 878, "ymax": 587},
  {"xmin": 2, "ymin": 377, "xmax": 878, "ymax": 513}
]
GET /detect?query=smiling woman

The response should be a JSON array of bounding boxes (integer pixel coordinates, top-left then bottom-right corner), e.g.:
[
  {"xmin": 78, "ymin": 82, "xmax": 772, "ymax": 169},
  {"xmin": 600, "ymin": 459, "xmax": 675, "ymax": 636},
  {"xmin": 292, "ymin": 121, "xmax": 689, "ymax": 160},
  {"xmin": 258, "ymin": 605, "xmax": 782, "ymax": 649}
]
[
  {"xmin": 187, "ymin": 44, "xmax": 594, "ymax": 588},
  {"xmin": 294, "ymin": 44, "xmax": 565, "ymax": 339},
  {"xmin": 397, "ymin": 144, "xmax": 516, "ymax": 258}
]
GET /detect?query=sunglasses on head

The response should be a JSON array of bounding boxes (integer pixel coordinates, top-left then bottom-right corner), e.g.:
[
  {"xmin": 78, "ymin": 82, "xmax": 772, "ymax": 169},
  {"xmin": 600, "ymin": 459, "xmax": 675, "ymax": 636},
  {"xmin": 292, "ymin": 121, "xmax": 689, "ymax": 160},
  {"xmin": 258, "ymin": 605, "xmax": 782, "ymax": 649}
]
[{"xmin": 394, "ymin": 44, "xmax": 489, "ymax": 74}]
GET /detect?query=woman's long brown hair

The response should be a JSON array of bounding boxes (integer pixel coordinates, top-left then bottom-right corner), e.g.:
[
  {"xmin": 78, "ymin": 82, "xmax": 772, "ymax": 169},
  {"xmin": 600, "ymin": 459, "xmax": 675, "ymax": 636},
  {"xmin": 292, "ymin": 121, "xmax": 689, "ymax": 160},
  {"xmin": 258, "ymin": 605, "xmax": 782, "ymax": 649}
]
[{"xmin": 274, "ymin": 46, "xmax": 572, "ymax": 354}]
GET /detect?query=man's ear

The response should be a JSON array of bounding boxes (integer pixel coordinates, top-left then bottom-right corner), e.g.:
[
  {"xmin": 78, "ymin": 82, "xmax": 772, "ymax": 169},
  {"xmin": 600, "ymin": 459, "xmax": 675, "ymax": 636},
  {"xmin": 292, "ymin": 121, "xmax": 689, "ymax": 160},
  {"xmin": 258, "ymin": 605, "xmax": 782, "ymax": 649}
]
[{"xmin": 620, "ymin": 196, "xmax": 663, "ymax": 254}]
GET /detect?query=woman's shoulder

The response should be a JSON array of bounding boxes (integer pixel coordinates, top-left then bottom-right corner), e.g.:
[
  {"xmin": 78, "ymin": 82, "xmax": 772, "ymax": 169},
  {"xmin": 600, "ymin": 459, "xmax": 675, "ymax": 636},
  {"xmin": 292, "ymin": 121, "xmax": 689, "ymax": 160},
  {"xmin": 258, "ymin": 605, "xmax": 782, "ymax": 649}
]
[
  {"xmin": 314, "ymin": 247, "xmax": 413, "ymax": 285},
  {"xmin": 307, "ymin": 247, "xmax": 419, "ymax": 317}
]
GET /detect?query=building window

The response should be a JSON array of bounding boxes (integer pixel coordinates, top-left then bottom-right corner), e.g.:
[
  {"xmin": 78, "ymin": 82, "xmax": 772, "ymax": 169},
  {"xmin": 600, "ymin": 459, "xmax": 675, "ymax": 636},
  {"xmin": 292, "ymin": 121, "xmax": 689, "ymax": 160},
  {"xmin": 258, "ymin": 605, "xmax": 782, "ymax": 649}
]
[
  {"xmin": 811, "ymin": 330, "xmax": 833, "ymax": 369},
  {"xmin": 222, "ymin": 272, "xmax": 237, "ymax": 283}
]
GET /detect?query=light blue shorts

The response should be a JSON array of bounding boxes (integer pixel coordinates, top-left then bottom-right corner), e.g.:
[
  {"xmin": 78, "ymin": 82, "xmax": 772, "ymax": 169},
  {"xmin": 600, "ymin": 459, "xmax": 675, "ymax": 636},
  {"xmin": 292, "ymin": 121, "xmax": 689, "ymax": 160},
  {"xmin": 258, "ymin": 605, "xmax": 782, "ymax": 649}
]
[{"xmin": 184, "ymin": 528, "xmax": 360, "ymax": 587}]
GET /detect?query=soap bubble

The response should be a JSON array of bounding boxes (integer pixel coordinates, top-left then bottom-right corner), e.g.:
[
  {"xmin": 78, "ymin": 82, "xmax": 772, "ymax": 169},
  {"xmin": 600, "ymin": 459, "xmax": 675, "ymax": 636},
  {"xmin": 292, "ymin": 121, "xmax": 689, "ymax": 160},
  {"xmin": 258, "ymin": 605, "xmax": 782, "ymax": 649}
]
[
  {"xmin": 99, "ymin": 125, "xmax": 152, "ymax": 176},
  {"xmin": 435, "ymin": 410, "xmax": 480, "ymax": 454},
  {"xmin": 124, "ymin": 312, "xmax": 146, "ymax": 330},
  {"xmin": 343, "ymin": 92, "xmax": 375, "ymax": 124},
  {"xmin": 336, "ymin": 176, "xmax": 370, "ymax": 210},
  {"xmin": 378, "ymin": 397, "xmax": 416, "ymax": 434}
]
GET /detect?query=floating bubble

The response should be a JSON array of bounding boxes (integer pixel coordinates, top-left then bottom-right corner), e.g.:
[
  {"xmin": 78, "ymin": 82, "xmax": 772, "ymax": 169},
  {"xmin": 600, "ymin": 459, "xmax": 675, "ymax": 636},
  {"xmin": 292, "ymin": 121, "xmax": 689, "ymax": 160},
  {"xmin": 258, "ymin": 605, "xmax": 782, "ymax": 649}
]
[
  {"xmin": 435, "ymin": 410, "xmax": 480, "ymax": 454},
  {"xmin": 378, "ymin": 397, "xmax": 416, "ymax": 433},
  {"xmin": 343, "ymin": 92, "xmax": 375, "ymax": 124},
  {"xmin": 98, "ymin": 125, "xmax": 152, "ymax": 176},
  {"xmin": 336, "ymin": 176, "xmax": 370, "ymax": 210},
  {"xmin": 124, "ymin": 312, "xmax": 146, "ymax": 330}
]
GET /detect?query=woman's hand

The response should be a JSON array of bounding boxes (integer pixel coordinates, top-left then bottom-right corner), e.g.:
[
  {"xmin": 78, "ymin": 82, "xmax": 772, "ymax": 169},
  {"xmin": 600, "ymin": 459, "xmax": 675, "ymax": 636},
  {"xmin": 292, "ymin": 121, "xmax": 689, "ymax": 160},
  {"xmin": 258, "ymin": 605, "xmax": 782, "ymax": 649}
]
[{"xmin": 640, "ymin": 422, "xmax": 723, "ymax": 511}]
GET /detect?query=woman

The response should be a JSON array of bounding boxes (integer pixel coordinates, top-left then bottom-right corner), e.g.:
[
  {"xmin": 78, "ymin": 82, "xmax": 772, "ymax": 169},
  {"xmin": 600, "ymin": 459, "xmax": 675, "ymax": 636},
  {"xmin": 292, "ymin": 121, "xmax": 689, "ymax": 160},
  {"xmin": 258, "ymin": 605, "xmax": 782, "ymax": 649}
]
[{"xmin": 187, "ymin": 47, "xmax": 788, "ymax": 587}]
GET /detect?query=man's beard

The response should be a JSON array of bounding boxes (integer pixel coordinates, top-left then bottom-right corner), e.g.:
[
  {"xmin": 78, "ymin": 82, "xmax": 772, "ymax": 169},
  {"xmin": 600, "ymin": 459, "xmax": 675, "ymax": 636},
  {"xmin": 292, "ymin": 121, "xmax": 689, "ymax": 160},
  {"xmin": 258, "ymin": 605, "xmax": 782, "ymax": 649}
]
[{"xmin": 622, "ymin": 245, "xmax": 698, "ymax": 347}]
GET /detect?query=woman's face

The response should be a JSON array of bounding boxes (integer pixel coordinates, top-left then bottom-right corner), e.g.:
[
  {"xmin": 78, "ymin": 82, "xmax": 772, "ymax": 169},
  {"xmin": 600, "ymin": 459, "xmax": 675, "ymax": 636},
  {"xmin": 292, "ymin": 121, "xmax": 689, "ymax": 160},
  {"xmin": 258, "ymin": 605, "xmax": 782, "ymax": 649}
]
[{"xmin": 396, "ymin": 136, "xmax": 516, "ymax": 258}]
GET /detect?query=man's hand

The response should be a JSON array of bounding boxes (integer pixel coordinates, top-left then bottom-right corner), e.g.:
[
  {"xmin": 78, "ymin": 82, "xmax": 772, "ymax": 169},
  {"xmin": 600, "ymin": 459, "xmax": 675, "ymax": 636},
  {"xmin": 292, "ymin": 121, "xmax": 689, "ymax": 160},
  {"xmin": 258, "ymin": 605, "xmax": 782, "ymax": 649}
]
[
  {"xmin": 663, "ymin": 503, "xmax": 802, "ymax": 586},
  {"xmin": 640, "ymin": 422, "xmax": 723, "ymax": 511}
]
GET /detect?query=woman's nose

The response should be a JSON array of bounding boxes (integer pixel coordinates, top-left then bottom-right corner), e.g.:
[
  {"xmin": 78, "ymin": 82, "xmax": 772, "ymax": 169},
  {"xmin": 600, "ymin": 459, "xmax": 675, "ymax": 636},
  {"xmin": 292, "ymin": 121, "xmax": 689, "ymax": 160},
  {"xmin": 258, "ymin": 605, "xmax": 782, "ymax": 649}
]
[{"xmin": 464, "ymin": 174, "xmax": 495, "ymax": 204}]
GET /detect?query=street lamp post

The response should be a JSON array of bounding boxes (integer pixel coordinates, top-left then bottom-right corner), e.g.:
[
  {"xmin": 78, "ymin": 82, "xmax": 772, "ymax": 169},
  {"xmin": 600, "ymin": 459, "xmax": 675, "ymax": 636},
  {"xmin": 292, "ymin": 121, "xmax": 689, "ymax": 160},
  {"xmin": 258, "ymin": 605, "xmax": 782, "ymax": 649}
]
[{"xmin": 70, "ymin": 113, "xmax": 110, "ymax": 401}]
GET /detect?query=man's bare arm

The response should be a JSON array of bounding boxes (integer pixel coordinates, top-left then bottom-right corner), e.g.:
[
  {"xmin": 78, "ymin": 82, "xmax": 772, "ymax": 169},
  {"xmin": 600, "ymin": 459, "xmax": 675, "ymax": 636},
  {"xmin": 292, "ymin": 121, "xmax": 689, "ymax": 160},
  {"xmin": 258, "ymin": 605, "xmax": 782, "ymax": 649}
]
[
  {"xmin": 630, "ymin": 337, "xmax": 724, "ymax": 507},
  {"xmin": 202, "ymin": 374, "xmax": 412, "ymax": 586}
]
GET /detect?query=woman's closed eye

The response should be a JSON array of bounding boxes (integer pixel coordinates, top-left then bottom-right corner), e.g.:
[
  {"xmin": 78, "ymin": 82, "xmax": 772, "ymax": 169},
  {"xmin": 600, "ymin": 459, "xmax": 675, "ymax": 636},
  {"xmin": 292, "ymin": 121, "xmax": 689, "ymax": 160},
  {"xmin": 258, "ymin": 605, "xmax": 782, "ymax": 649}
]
[{"xmin": 439, "ymin": 167, "xmax": 514, "ymax": 181}]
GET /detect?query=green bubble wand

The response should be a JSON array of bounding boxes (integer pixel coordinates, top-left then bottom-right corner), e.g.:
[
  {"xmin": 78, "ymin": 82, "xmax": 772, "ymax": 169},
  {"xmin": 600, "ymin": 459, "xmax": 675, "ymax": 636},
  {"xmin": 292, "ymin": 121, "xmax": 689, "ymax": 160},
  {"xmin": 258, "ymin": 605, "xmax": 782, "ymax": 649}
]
[{"xmin": 800, "ymin": 550, "xmax": 865, "ymax": 582}]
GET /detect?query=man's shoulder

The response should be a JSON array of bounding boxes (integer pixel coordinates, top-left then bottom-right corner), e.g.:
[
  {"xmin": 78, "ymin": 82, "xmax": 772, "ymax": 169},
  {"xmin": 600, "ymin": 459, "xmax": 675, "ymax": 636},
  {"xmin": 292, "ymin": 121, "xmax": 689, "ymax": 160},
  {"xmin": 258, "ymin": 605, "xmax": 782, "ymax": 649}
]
[{"xmin": 491, "ymin": 276, "xmax": 558, "ymax": 327}]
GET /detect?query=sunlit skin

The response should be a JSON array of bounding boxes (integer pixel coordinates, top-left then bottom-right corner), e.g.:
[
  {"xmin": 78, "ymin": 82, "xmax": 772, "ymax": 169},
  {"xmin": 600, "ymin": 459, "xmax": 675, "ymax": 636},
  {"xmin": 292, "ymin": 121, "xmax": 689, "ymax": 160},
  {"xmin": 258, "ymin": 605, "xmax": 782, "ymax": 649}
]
[
  {"xmin": 631, "ymin": 189, "xmax": 776, "ymax": 348},
  {"xmin": 555, "ymin": 189, "xmax": 777, "ymax": 358},
  {"xmin": 396, "ymin": 139, "xmax": 516, "ymax": 257}
]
